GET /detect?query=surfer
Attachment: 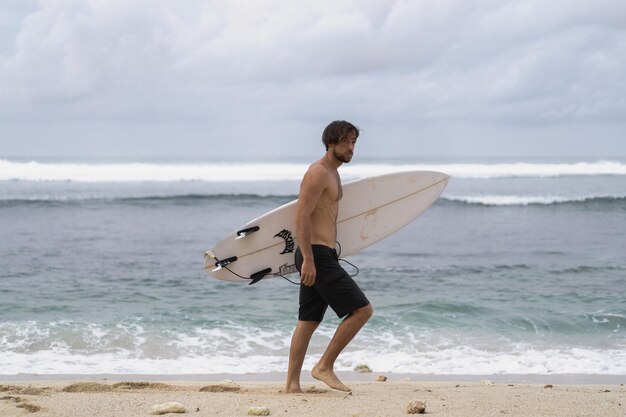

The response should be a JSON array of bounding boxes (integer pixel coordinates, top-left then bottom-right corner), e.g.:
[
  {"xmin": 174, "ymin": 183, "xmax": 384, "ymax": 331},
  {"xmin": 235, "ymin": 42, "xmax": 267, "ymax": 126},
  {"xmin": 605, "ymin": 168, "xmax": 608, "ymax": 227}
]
[{"xmin": 285, "ymin": 120, "xmax": 373, "ymax": 394}]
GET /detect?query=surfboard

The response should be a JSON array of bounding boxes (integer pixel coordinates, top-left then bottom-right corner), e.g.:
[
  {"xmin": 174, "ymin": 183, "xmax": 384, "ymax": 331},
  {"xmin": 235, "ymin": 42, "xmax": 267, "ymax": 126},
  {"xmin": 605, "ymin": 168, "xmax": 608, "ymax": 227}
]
[{"xmin": 203, "ymin": 170, "xmax": 450, "ymax": 283}]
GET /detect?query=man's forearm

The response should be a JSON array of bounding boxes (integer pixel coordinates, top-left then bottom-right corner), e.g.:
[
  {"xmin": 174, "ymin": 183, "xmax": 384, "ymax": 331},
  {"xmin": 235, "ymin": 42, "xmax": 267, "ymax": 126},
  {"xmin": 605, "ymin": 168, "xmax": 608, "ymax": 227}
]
[{"xmin": 296, "ymin": 215, "xmax": 314, "ymax": 260}]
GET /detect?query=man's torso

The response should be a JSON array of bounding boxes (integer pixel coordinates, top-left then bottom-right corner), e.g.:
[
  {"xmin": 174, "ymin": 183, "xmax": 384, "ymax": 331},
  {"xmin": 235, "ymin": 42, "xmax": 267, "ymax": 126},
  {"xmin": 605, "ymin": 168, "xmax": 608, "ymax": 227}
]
[{"xmin": 309, "ymin": 163, "xmax": 342, "ymax": 248}]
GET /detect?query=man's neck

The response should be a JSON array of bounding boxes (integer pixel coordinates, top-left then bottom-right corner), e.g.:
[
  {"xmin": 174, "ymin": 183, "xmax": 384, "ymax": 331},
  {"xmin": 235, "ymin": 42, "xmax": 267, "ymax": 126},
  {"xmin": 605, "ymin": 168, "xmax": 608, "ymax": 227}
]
[{"xmin": 322, "ymin": 151, "xmax": 343, "ymax": 170}]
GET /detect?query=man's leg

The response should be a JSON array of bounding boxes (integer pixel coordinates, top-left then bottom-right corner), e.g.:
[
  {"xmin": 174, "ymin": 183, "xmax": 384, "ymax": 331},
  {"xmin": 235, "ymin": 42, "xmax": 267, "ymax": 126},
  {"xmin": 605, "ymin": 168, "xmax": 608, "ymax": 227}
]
[
  {"xmin": 312, "ymin": 304, "xmax": 373, "ymax": 391},
  {"xmin": 285, "ymin": 320, "xmax": 320, "ymax": 393}
]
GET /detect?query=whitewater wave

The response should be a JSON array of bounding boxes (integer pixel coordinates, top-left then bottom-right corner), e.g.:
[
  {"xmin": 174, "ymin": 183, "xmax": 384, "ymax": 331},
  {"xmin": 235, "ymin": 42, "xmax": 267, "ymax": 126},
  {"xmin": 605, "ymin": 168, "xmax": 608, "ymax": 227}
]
[
  {"xmin": 4, "ymin": 345, "xmax": 625, "ymax": 375},
  {"xmin": 2, "ymin": 193, "xmax": 625, "ymax": 207},
  {"xmin": 1, "ymin": 320, "xmax": 624, "ymax": 375},
  {"xmin": 1, "ymin": 159, "xmax": 626, "ymax": 182},
  {"xmin": 443, "ymin": 194, "xmax": 626, "ymax": 206}
]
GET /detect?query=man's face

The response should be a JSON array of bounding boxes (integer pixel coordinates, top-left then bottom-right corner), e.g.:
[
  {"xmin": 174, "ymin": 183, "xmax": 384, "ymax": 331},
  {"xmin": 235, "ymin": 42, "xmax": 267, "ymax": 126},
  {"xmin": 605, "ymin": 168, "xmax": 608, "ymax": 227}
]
[{"xmin": 332, "ymin": 132, "xmax": 357, "ymax": 163}]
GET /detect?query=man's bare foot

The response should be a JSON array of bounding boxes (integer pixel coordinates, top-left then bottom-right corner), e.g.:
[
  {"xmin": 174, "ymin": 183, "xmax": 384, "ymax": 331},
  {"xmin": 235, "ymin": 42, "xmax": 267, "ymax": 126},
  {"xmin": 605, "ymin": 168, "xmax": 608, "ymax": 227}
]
[
  {"xmin": 284, "ymin": 385, "xmax": 303, "ymax": 394},
  {"xmin": 311, "ymin": 365, "xmax": 351, "ymax": 392}
]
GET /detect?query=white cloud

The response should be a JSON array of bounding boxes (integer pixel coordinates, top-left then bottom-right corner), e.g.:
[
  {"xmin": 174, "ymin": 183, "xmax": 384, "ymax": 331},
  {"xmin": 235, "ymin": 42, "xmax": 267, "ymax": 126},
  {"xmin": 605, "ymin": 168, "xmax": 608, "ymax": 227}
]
[{"xmin": 0, "ymin": 0, "xmax": 624, "ymax": 157}]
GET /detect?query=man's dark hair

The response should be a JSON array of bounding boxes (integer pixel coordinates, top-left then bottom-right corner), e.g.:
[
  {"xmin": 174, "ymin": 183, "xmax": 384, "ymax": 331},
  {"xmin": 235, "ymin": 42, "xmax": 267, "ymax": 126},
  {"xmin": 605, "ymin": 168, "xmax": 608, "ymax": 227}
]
[{"xmin": 322, "ymin": 120, "xmax": 360, "ymax": 151}]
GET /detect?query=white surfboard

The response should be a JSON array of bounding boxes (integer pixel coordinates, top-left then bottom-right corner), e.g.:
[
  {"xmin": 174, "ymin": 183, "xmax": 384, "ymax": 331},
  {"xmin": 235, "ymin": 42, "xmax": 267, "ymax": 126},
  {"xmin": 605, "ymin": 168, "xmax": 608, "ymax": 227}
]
[{"xmin": 204, "ymin": 170, "xmax": 449, "ymax": 283}]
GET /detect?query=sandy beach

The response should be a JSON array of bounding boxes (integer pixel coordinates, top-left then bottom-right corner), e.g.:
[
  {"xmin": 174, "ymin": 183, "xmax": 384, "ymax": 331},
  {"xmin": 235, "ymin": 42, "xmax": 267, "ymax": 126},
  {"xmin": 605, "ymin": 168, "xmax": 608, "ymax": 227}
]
[{"xmin": 1, "ymin": 374, "xmax": 623, "ymax": 417}]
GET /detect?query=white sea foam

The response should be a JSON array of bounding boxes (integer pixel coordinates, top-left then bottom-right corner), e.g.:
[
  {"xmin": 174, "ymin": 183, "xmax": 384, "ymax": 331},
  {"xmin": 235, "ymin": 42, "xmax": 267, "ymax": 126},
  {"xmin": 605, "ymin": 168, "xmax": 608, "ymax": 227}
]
[
  {"xmin": 2, "ymin": 341, "xmax": 625, "ymax": 375},
  {"xmin": 443, "ymin": 194, "xmax": 626, "ymax": 206},
  {"xmin": 335, "ymin": 345, "xmax": 626, "ymax": 375},
  {"xmin": 1, "ymin": 321, "xmax": 625, "ymax": 375},
  {"xmin": 0, "ymin": 160, "xmax": 308, "ymax": 182},
  {"xmin": 1, "ymin": 159, "xmax": 625, "ymax": 182}
]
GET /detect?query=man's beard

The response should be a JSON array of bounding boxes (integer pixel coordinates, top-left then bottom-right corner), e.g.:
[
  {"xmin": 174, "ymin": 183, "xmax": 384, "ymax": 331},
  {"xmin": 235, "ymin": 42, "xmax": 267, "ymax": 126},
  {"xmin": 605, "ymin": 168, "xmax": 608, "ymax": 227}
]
[{"xmin": 333, "ymin": 150, "xmax": 352, "ymax": 163}]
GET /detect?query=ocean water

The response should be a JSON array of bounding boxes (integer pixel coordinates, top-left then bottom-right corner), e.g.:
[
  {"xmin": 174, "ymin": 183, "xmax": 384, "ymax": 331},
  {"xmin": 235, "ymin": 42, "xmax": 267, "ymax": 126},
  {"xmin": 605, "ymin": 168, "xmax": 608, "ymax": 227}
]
[{"xmin": 1, "ymin": 157, "xmax": 625, "ymax": 375}]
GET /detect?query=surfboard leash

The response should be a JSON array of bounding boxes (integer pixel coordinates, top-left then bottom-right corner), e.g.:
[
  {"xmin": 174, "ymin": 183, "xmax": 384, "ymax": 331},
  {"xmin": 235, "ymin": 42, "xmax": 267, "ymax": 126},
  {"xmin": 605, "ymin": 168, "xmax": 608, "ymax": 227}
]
[
  {"xmin": 206, "ymin": 252, "xmax": 301, "ymax": 285},
  {"xmin": 335, "ymin": 241, "xmax": 360, "ymax": 278},
  {"xmin": 206, "ymin": 242, "xmax": 359, "ymax": 286}
]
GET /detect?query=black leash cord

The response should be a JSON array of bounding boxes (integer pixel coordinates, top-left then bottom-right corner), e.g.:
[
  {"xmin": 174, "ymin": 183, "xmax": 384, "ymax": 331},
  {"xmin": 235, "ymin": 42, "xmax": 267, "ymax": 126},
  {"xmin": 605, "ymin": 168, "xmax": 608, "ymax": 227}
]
[
  {"xmin": 335, "ymin": 241, "xmax": 360, "ymax": 278},
  {"xmin": 212, "ymin": 256, "xmax": 300, "ymax": 286},
  {"xmin": 212, "ymin": 240, "xmax": 359, "ymax": 286}
]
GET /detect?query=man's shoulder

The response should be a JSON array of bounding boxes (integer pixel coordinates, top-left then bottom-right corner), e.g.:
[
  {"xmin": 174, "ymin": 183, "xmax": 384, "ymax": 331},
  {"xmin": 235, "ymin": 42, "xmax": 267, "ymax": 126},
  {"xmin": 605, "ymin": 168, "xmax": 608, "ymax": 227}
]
[
  {"xmin": 306, "ymin": 161, "xmax": 332, "ymax": 177},
  {"xmin": 302, "ymin": 161, "xmax": 333, "ymax": 187}
]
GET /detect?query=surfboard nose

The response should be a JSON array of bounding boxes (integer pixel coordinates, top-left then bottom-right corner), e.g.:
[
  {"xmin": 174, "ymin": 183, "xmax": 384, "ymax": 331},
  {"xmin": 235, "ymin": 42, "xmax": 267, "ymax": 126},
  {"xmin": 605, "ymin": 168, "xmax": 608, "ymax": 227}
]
[{"xmin": 428, "ymin": 170, "xmax": 450, "ymax": 181}]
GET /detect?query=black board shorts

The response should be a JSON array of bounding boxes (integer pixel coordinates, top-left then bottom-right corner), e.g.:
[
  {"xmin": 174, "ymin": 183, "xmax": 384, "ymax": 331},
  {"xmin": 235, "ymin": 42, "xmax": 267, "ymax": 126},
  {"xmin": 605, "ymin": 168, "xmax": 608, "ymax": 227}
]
[{"xmin": 295, "ymin": 244, "xmax": 370, "ymax": 322}]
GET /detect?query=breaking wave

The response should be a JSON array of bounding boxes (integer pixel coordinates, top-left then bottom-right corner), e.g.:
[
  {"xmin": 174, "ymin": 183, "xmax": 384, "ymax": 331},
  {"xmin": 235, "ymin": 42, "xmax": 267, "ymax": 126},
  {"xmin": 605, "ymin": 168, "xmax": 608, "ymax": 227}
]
[{"xmin": 2, "ymin": 159, "xmax": 626, "ymax": 182}]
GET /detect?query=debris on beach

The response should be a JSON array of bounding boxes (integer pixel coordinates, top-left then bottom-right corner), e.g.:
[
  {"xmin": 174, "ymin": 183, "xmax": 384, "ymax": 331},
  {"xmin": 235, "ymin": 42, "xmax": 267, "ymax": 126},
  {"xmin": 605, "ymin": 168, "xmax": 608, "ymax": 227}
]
[
  {"xmin": 199, "ymin": 383, "xmax": 241, "ymax": 393},
  {"xmin": 1, "ymin": 395, "xmax": 22, "ymax": 402},
  {"xmin": 62, "ymin": 381, "xmax": 174, "ymax": 393},
  {"xmin": 113, "ymin": 382, "xmax": 172, "ymax": 390},
  {"xmin": 0, "ymin": 385, "xmax": 50, "ymax": 395},
  {"xmin": 151, "ymin": 402, "xmax": 187, "ymax": 415},
  {"xmin": 375, "ymin": 375, "xmax": 388, "ymax": 382},
  {"xmin": 480, "ymin": 379, "xmax": 495, "ymax": 386},
  {"xmin": 354, "ymin": 364, "xmax": 372, "ymax": 373},
  {"xmin": 61, "ymin": 382, "xmax": 112, "ymax": 393},
  {"xmin": 544, "ymin": 384, "xmax": 554, "ymax": 389},
  {"xmin": 247, "ymin": 406, "xmax": 270, "ymax": 416},
  {"xmin": 1, "ymin": 395, "xmax": 42, "ymax": 413},
  {"xmin": 16, "ymin": 402, "xmax": 42, "ymax": 413},
  {"xmin": 406, "ymin": 400, "xmax": 426, "ymax": 414}
]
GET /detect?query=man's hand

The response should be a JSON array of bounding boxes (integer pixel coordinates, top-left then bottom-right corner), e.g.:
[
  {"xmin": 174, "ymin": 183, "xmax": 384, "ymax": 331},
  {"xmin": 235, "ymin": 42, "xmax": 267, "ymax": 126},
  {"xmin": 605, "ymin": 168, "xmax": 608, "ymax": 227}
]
[{"xmin": 300, "ymin": 259, "xmax": 316, "ymax": 286}]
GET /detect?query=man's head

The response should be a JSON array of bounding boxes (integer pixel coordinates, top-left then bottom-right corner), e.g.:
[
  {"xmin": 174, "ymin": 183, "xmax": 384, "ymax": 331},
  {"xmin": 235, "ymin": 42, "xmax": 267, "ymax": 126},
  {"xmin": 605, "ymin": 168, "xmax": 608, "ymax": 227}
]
[
  {"xmin": 322, "ymin": 120, "xmax": 359, "ymax": 151},
  {"xmin": 322, "ymin": 120, "xmax": 359, "ymax": 164}
]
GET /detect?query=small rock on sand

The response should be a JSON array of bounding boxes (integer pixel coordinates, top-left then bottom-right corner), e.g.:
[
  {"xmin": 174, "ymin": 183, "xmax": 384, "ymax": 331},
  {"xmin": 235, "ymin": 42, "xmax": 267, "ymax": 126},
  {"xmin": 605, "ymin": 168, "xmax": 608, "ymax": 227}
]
[
  {"xmin": 406, "ymin": 400, "xmax": 426, "ymax": 414},
  {"xmin": 544, "ymin": 384, "xmax": 554, "ymax": 389},
  {"xmin": 151, "ymin": 402, "xmax": 187, "ymax": 415},
  {"xmin": 354, "ymin": 364, "xmax": 372, "ymax": 373},
  {"xmin": 248, "ymin": 406, "xmax": 270, "ymax": 416},
  {"xmin": 376, "ymin": 375, "xmax": 388, "ymax": 382}
]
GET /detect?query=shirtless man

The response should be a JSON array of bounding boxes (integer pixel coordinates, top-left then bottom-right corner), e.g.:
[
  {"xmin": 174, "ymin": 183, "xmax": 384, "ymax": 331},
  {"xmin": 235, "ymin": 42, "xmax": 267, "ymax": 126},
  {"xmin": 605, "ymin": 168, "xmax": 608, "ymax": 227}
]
[{"xmin": 285, "ymin": 121, "xmax": 373, "ymax": 394}]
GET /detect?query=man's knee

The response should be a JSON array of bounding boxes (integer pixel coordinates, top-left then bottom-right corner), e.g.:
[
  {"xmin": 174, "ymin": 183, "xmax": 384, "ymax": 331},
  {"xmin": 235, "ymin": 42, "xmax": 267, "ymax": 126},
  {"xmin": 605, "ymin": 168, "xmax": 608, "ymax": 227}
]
[
  {"xmin": 297, "ymin": 320, "xmax": 321, "ymax": 332},
  {"xmin": 354, "ymin": 303, "xmax": 373, "ymax": 321}
]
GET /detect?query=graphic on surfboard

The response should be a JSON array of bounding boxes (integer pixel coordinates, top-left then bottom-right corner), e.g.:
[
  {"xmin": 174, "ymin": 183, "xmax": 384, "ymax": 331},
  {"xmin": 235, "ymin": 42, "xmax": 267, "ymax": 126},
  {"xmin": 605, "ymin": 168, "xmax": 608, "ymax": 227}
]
[{"xmin": 204, "ymin": 170, "xmax": 450, "ymax": 284}]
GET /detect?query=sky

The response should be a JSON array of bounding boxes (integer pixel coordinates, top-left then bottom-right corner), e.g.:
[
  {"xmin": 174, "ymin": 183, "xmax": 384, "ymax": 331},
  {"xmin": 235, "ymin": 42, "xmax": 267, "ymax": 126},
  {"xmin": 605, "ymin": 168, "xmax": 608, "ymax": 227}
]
[{"xmin": 0, "ymin": 0, "xmax": 625, "ymax": 159}]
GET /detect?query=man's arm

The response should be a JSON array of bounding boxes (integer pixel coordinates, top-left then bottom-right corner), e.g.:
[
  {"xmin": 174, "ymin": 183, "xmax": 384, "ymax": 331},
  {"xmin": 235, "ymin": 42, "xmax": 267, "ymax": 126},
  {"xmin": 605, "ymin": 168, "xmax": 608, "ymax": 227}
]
[{"xmin": 295, "ymin": 166, "xmax": 326, "ymax": 287}]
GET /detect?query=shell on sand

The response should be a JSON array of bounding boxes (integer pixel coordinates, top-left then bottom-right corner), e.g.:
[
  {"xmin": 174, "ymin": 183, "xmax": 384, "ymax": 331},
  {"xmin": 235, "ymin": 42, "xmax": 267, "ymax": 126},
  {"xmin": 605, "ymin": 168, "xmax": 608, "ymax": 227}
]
[
  {"xmin": 406, "ymin": 400, "xmax": 426, "ymax": 414},
  {"xmin": 151, "ymin": 402, "xmax": 187, "ymax": 415},
  {"xmin": 248, "ymin": 406, "xmax": 270, "ymax": 416}
]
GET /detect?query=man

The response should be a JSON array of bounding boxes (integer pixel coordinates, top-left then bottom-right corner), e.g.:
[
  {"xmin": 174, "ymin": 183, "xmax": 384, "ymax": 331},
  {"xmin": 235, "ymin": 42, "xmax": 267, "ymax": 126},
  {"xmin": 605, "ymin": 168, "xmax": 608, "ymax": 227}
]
[{"xmin": 285, "ymin": 120, "xmax": 373, "ymax": 394}]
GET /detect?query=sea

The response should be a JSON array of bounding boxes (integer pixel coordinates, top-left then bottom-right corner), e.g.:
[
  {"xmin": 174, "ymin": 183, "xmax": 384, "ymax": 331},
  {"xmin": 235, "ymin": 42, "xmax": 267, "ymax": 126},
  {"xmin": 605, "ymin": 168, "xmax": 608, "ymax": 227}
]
[{"xmin": 1, "ymin": 156, "xmax": 625, "ymax": 376}]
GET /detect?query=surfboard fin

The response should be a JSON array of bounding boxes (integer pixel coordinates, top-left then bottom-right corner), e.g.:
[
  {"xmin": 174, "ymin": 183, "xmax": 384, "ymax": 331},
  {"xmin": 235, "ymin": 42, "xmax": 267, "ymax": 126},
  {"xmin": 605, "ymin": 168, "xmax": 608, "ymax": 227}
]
[
  {"xmin": 248, "ymin": 268, "xmax": 272, "ymax": 285},
  {"xmin": 212, "ymin": 256, "xmax": 238, "ymax": 271},
  {"xmin": 236, "ymin": 226, "xmax": 260, "ymax": 239}
]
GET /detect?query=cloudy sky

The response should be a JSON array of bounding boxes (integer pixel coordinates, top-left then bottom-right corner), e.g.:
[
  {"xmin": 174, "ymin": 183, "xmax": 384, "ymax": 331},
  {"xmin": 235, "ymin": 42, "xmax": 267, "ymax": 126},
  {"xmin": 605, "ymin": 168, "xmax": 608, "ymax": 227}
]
[{"xmin": 0, "ymin": 0, "xmax": 625, "ymax": 159}]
